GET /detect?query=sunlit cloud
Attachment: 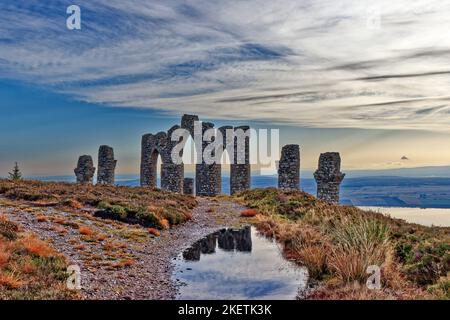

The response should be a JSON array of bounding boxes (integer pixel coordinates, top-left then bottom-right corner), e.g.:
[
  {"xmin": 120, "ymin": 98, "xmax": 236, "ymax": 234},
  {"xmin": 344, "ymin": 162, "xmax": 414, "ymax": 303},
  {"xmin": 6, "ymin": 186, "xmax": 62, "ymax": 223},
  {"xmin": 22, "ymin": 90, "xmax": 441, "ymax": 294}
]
[{"xmin": 1, "ymin": 0, "xmax": 450, "ymax": 130}]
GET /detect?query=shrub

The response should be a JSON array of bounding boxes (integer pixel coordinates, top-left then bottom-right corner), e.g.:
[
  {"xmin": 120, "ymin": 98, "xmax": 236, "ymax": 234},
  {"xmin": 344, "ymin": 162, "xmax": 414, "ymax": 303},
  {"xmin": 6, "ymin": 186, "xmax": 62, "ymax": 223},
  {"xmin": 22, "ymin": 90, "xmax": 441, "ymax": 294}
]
[
  {"xmin": 0, "ymin": 219, "xmax": 19, "ymax": 240},
  {"xmin": 136, "ymin": 209, "xmax": 160, "ymax": 227},
  {"xmin": 96, "ymin": 201, "xmax": 111, "ymax": 210},
  {"xmin": 110, "ymin": 205, "xmax": 127, "ymax": 220}
]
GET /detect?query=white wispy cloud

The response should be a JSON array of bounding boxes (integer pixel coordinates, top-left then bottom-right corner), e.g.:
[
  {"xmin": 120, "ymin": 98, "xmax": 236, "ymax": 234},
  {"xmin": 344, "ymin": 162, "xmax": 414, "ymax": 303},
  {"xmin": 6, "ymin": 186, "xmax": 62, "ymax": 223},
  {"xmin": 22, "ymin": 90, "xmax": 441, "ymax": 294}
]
[{"xmin": 1, "ymin": 0, "xmax": 450, "ymax": 130}]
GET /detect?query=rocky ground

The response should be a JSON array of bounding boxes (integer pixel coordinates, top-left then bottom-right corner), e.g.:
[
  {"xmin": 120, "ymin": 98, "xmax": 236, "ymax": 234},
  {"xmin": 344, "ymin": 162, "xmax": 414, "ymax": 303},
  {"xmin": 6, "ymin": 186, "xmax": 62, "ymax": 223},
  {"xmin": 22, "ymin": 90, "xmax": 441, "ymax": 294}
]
[{"xmin": 0, "ymin": 196, "xmax": 250, "ymax": 300}]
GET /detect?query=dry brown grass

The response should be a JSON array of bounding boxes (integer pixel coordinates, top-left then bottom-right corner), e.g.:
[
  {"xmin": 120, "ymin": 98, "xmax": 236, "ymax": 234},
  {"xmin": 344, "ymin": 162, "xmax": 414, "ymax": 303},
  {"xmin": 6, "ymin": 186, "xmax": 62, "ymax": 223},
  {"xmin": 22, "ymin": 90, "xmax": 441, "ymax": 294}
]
[
  {"xmin": 0, "ymin": 217, "xmax": 76, "ymax": 299},
  {"xmin": 159, "ymin": 218, "xmax": 170, "ymax": 230},
  {"xmin": 53, "ymin": 217, "xmax": 67, "ymax": 225},
  {"xmin": 0, "ymin": 273, "xmax": 24, "ymax": 290},
  {"xmin": 235, "ymin": 188, "xmax": 450, "ymax": 300},
  {"xmin": 147, "ymin": 228, "xmax": 161, "ymax": 237},
  {"xmin": 96, "ymin": 234, "xmax": 107, "ymax": 241},
  {"xmin": 114, "ymin": 259, "xmax": 136, "ymax": 268},
  {"xmin": 20, "ymin": 235, "xmax": 57, "ymax": 258},
  {"xmin": 0, "ymin": 248, "xmax": 11, "ymax": 268},
  {"xmin": 241, "ymin": 209, "xmax": 259, "ymax": 217},
  {"xmin": 79, "ymin": 226, "xmax": 94, "ymax": 236},
  {"xmin": 36, "ymin": 215, "xmax": 48, "ymax": 223}
]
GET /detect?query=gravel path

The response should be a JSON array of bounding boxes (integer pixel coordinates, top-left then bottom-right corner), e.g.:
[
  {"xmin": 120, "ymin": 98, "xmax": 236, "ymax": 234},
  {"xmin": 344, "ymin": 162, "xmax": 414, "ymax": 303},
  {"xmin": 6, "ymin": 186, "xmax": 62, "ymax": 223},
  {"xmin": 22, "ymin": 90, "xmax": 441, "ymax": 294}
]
[{"xmin": 0, "ymin": 197, "xmax": 249, "ymax": 300}]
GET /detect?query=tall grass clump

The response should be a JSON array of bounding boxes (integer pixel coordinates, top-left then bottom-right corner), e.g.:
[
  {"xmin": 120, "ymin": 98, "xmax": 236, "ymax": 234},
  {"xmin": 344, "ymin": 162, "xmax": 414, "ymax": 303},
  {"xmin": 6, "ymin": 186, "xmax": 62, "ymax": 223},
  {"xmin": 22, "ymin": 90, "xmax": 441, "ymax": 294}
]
[{"xmin": 328, "ymin": 217, "xmax": 391, "ymax": 283}]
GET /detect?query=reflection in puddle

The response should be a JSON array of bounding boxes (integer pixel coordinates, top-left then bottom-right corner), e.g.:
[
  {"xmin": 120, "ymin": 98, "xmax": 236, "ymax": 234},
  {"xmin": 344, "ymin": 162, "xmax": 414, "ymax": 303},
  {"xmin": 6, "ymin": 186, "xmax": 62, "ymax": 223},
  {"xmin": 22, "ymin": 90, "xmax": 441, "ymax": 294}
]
[{"xmin": 173, "ymin": 226, "xmax": 308, "ymax": 300}]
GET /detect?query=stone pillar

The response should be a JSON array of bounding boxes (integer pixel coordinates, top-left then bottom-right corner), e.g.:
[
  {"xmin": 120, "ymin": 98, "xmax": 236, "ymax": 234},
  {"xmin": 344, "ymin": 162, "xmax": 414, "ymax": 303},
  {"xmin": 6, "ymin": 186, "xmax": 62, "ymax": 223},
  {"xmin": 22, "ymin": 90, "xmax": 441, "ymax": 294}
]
[
  {"xmin": 196, "ymin": 122, "xmax": 221, "ymax": 196},
  {"xmin": 278, "ymin": 144, "xmax": 300, "ymax": 190},
  {"xmin": 230, "ymin": 126, "xmax": 251, "ymax": 195},
  {"xmin": 314, "ymin": 152, "xmax": 345, "ymax": 203},
  {"xmin": 196, "ymin": 164, "xmax": 221, "ymax": 196},
  {"xmin": 97, "ymin": 145, "xmax": 117, "ymax": 185},
  {"xmin": 140, "ymin": 133, "xmax": 158, "ymax": 188},
  {"xmin": 161, "ymin": 164, "xmax": 184, "ymax": 193},
  {"xmin": 181, "ymin": 114, "xmax": 199, "ymax": 138},
  {"xmin": 183, "ymin": 178, "xmax": 194, "ymax": 195},
  {"xmin": 74, "ymin": 155, "xmax": 95, "ymax": 184}
]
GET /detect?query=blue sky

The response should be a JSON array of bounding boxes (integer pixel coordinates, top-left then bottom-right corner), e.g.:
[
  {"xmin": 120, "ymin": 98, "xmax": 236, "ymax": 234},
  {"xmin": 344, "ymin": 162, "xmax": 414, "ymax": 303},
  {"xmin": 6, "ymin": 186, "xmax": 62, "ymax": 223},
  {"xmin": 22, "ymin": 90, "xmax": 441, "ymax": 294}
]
[{"xmin": 2, "ymin": 1, "xmax": 450, "ymax": 175}]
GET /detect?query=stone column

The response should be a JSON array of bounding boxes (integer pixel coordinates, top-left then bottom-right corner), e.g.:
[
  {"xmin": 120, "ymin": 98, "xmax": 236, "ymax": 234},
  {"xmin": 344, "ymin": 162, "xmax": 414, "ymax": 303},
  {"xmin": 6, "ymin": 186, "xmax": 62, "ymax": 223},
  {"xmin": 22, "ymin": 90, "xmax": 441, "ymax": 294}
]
[
  {"xmin": 196, "ymin": 163, "xmax": 221, "ymax": 196},
  {"xmin": 160, "ymin": 125, "xmax": 185, "ymax": 193},
  {"xmin": 278, "ymin": 144, "xmax": 300, "ymax": 190},
  {"xmin": 181, "ymin": 114, "xmax": 199, "ymax": 138},
  {"xmin": 196, "ymin": 122, "xmax": 221, "ymax": 196},
  {"xmin": 313, "ymin": 152, "xmax": 345, "ymax": 203},
  {"xmin": 97, "ymin": 145, "xmax": 117, "ymax": 185},
  {"xmin": 161, "ymin": 164, "xmax": 184, "ymax": 193},
  {"xmin": 183, "ymin": 178, "xmax": 195, "ymax": 195},
  {"xmin": 230, "ymin": 126, "xmax": 251, "ymax": 195},
  {"xmin": 74, "ymin": 155, "xmax": 95, "ymax": 184},
  {"xmin": 140, "ymin": 134, "xmax": 158, "ymax": 188}
]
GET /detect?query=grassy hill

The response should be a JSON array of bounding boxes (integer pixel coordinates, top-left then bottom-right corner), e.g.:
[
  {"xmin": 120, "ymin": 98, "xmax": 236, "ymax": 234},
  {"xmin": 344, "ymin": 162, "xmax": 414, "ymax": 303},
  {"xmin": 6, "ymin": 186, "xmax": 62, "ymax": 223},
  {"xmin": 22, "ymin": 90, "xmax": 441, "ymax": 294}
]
[
  {"xmin": 0, "ymin": 179, "xmax": 197, "ymax": 229},
  {"xmin": 234, "ymin": 188, "xmax": 450, "ymax": 299},
  {"xmin": 0, "ymin": 179, "xmax": 198, "ymax": 299}
]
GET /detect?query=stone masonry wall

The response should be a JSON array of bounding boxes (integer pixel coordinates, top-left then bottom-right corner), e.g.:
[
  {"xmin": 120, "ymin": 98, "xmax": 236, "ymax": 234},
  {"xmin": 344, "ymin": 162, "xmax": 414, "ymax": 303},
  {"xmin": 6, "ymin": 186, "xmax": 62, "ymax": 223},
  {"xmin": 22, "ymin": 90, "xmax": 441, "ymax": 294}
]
[
  {"xmin": 140, "ymin": 115, "xmax": 251, "ymax": 197},
  {"xmin": 183, "ymin": 178, "xmax": 194, "ymax": 195},
  {"xmin": 97, "ymin": 145, "xmax": 117, "ymax": 185},
  {"xmin": 278, "ymin": 144, "xmax": 300, "ymax": 190},
  {"xmin": 161, "ymin": 164, "xmax": 184, "ymax": 193},
  {"xmin": 74, "ymin": 155, "xmax": 95, "ymax": 184},
  {"xmin": 140, "ymin": 126, "xmax": 184, "ymax": 193},
  {"xmin": 313, "ymin": 152, "xmax": 345, "ymax": 203},
  {"xmin": 230, "ymin": 126, "xmax": 251, "ymax": 195},
  {"xmin": 195, "ymin": 121, "xmax": 222, "ymax": 196}
]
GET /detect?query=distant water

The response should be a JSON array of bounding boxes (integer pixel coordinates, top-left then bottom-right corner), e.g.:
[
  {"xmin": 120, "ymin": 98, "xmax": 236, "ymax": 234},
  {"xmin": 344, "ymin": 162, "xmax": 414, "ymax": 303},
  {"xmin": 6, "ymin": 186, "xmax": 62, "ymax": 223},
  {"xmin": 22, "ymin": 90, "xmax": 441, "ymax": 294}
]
[{"xmin": 360, "ymin": 206, "xmax": 450, "ymax": 227}]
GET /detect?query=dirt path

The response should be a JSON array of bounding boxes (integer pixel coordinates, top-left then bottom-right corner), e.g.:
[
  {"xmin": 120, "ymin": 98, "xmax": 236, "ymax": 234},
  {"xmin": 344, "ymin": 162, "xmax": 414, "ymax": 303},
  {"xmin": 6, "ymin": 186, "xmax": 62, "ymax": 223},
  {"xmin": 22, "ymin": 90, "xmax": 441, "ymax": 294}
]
[{"xmin": 0, "ymin": 197, "xmax": 249, "ymax": 299}]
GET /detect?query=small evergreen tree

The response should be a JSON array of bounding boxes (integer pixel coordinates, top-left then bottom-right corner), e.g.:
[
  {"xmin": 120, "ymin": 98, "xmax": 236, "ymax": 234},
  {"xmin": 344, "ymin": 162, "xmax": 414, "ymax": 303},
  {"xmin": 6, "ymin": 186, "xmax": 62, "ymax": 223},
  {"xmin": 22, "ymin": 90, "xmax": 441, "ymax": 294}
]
[{"xmin": 8, "ymin": 162, "xmax": 22, "ymax": 181}]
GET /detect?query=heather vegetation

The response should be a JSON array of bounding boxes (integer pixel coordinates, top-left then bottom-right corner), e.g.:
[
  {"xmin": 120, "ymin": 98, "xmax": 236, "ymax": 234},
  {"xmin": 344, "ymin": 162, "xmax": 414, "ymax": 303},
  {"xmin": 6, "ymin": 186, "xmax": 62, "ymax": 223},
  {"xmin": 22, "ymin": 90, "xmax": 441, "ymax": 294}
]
[
  {"xmin": 234, "ymin": 188, "xmax": 450, "ymax": 299},
  {"xmin": 0, "ymin": 215, "xmax": 76, "ymax": 299},
  {"xmin": 0, "ymin": 179, "xmax": 197, "ymax": 230}
]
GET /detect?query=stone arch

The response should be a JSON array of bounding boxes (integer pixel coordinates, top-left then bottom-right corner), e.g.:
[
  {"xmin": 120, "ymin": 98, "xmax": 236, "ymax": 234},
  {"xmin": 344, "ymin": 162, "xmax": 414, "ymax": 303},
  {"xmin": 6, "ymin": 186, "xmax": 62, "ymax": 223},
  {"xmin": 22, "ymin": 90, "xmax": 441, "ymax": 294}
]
[
  {"xmin": 181, "ymin": 114, "xmax": 223, "ymax": 196},
  {"xmin": 140, "ymin": 129, "xmax": 184, "ymax": 193},
  {"xmin": 140, "ymin": 115, "xmax": 252, "ymax": 196}
]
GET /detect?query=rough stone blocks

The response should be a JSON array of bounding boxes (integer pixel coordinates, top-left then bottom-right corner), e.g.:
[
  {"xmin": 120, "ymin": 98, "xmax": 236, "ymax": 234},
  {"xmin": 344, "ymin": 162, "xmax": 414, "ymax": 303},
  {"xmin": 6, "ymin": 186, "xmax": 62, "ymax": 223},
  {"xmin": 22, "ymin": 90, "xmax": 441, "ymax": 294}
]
[
  {"xmin": 278, "ymin": 144, "xmax": 300, "ymax": 190},
  {"xmin": 196, "ymin": 164, "xmax": 221, "ymax": 196},
  {"xmin": 314, "ymin": 152, "xmax": 345, "ymax": 203},
  {"xmin": 74, "ymin": 155, "xmax": 95, "ymax": 184},
  {"xmin": 97, "ymin": 145, "xmax": 117, "ymax": 185},
  {"xmin": 183, "ymin": 178, "xmax": 194, "ymax": 195}
]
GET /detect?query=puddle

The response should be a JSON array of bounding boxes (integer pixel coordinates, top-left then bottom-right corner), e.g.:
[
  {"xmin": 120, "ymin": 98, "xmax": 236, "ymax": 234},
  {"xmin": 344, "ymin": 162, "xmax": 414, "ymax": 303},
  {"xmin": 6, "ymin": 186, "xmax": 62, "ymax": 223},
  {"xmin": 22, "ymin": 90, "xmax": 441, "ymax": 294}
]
[{"xmin": 173, "ymin": 226, "xmax": 308, "ymax": 300}]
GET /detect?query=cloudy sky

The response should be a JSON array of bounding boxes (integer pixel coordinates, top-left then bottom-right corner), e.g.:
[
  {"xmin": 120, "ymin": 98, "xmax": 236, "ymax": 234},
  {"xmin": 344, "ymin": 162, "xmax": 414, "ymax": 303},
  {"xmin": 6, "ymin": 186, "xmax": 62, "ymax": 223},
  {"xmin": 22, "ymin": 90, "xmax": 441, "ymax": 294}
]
[{"xmin": 1, "ymin": 0, "xmax": 450, "ymax": 175}]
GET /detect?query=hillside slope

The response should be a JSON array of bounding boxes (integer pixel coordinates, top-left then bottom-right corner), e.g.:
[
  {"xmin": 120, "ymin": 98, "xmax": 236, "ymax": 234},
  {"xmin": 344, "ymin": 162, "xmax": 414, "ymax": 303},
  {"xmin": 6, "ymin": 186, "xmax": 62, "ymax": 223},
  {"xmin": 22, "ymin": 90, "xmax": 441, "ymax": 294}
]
[{"xmin": 234, "ymin": 188, "xmax": 450, "ymax": 299}]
